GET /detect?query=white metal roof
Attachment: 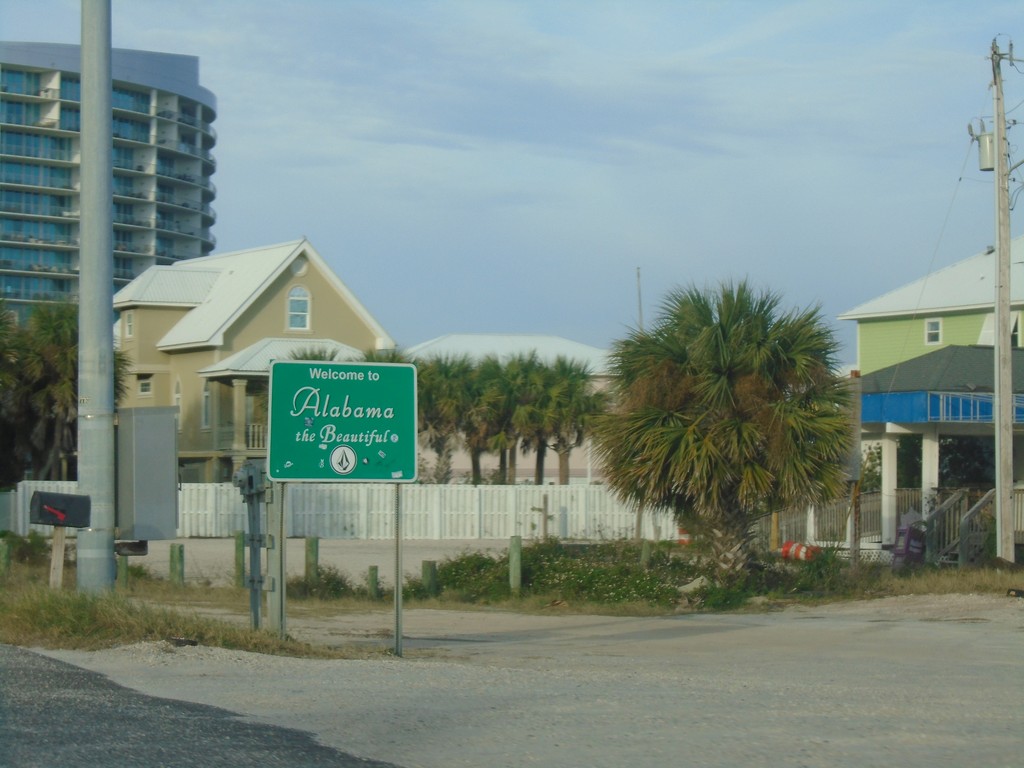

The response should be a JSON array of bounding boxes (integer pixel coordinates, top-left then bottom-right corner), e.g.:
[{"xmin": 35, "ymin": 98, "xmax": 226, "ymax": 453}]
[
  {"xmin": 197, "ymin": 337, "xmax": 362, "ymax": 377},
  {"xmin": 839, "ymin": 235, "xmax": 1024, "ymax": 320},
  {"xmin": 113, "ymin": 239, "xmax": 394, "ymax": 351},
  {"xmin": 113, "ymin": 267, "xmax": 221, "ymax": 306},
  {"xmin": 406, "ymin": 333, "xmax": 609, "ymax": 375}
]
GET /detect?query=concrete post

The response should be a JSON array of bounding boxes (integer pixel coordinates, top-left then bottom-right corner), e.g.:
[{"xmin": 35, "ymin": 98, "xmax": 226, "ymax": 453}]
[
  {"xmin": 881, "ymin": 431, "xmax": 898, "ymax": 545},
  {"xmin": 169, "ymin": 543, "xmax": 184, "ymax": 586},
  {"xmin": 921, "ymin": 425, "xmax": 940, "ymax": 514},
  {"xmin": 422, "ymin": 560, "xmax": 438, "ymax": 597},
  {"xmin": 367, "ymin": 565, "xmax": 379, "ymax": 600},
  {"xmin": 305, "ymin": 537, "xmax": 319, "ymax": 584},
  {"xmin": 76, "ymin": 0, "xmax": 117, "ymax": 593},
  {"xmin": 231, "ymin": 379, "xmax": 247, "ymax": 454},
  {"xmin": 509, "ymin": 535, "xmax": 522, "ymax": 596}
]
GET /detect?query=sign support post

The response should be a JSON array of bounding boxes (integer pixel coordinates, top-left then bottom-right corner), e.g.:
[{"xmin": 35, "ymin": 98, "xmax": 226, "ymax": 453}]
[
  {"xmin": 394, "ymin": 483, "xmax": 403, "ymax": 657},
  {"xmin": 266, "ymin": 482, "xmax": 286, "ymax": 637}
]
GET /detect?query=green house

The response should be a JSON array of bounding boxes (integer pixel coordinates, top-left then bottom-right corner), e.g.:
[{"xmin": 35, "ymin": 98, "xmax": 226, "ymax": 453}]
[
  {"xmin": 839, "ymin": 235, "xmax": 1024, "ymax": 549},
  {"xmin": 839, "ymin": 236, "xmax": 1024, "ymax": 375}
]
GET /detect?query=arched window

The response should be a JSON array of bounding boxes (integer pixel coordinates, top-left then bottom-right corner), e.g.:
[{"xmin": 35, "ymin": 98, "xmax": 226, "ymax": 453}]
[{"xmin": 288, "ymin": 286, "xmax": 310, "ymax": 330}]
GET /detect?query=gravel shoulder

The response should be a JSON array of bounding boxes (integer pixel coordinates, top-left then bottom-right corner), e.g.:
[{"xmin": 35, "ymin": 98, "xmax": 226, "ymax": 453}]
[{"xmin": 37, "ymin": 593, "xmax": 1024, "ymax": 768}]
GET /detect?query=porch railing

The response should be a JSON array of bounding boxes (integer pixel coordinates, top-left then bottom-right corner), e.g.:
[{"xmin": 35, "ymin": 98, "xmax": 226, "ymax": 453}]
[{"xmin": 246, "ymin": 423, "xmax": 266, "ymax": 450}]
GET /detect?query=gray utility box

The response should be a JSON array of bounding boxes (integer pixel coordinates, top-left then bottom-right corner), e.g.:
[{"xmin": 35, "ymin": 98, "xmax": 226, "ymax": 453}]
[{"xmin": 117, "ymin": 407, "xmax": 179, "ymax": 540}]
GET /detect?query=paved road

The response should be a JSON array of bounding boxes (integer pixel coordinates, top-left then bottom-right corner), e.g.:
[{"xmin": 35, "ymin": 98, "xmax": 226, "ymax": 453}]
[
  {"xmin": 0, "ymin": 645, "xmax": 398, "ymax": 768},
  {"xmin": 26, "ymin": 595, "xmax": 1024, "ymax": 768}
]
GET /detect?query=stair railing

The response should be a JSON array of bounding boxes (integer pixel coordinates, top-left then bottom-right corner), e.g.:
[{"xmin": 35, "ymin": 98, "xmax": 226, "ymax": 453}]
[
  {"xmin": 923, "ymin": 490, "xmax": 967, "ymax": 565},
  {"xmin": 957, "ymin": 489, "xmax": 995, "ymax": 567}
]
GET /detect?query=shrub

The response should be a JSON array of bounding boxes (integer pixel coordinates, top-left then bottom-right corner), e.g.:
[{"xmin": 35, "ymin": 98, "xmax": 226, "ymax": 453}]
[
  {"xmin": 287, "ymin": 565, "xmax": 355, "ymax": 600},
  {"xmin": 436, "ymin": 551, "xmax": 509, "ymax": 602},
  {"xmin": 1, "ymin": 531, "xmax": 51, "ymax": 565}
]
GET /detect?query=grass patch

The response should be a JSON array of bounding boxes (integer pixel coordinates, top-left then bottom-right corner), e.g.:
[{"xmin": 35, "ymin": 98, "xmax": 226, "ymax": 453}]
[
  {"xmin": 0, "ymin": 566, "xmax": 382, "ymax": 658},
  {"xmin": 3, "ymin": 537, "xmax": 1021, "ymax": 654},
  {"xmin": 874, "ymin": 565, "xmax": 1023, "ymax": 596}
]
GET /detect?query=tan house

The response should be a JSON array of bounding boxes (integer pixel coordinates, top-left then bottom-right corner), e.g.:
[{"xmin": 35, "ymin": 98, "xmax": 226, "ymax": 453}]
[{"xmin": 114, "ymin": 238, "xmax": 394, "ymax": 482}]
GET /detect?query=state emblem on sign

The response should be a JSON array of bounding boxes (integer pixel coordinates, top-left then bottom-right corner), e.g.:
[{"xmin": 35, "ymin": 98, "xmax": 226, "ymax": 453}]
[{"xmin": 329, "ymin": 445, "xmax": 357, "ymax": 475}]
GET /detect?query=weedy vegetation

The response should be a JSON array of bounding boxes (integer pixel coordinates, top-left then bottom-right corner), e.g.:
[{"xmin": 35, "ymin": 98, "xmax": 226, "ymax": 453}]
[{"xmin": 1, "ymin": 532, "xmax": 1020, "ymax": 654}]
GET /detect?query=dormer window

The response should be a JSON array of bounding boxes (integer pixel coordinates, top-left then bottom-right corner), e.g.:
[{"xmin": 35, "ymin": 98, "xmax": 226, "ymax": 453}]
[{"xmin": 288, "ymin": 286, "xmax": 310, "ymax": 330}]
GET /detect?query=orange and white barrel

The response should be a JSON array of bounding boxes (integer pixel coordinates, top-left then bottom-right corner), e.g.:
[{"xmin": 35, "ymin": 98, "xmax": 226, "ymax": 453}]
[{"xmin": 781, "ymin": 541, "xmax": 820, "ymax": 560}]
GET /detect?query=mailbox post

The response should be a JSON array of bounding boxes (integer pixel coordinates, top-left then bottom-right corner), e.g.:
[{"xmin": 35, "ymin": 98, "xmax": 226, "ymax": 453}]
[
  {"xmin": 232, "ymin": 462, "xmax": 266, "ymax": 630},
  {"xmin": 30, "ymin": 491, "xmax": 91, "ymax": 588}
]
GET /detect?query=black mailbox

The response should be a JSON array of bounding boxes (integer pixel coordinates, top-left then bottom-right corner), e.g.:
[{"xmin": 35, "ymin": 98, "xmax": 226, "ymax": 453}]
[{"xmin": 30, "ymin": 491, "xmax": 91, "ymax": 528}]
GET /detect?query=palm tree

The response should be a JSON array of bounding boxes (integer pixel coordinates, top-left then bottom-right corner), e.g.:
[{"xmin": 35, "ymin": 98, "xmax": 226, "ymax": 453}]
[
  {"xmin": 593, "ymin": 280, "xmax": 852, "ymax": 583},
  {"xmin": 0, "ymin": 300, "xmax": 21, "ymax": 485},
  {"xmin": 1, "ymin": 302, "xmax": 130, "ymax": 482},
  {"xmin": 416, "ymin": 354, "xmax": 473, "ymax": 483},
  {"xmin": 288, "ymin": 344, "xmax": 345, "ymax": 362},
  {"xmin": 514, "ymin": 358, "xmax": 552, "ymax": 484},
  {"xmin": 14, "ymin": 302, "xmax": 80, "ymax": 480},
  {"xmin": 545, "ymin": 356, "xmax": 608, "ymax": 485},
  {"xmin": 472, "ymin": 355, "xmax": 510, "ymax": 482},
  {"xmin": 358, "ymin": 348, "xmax": 409, "ymax": 364}
]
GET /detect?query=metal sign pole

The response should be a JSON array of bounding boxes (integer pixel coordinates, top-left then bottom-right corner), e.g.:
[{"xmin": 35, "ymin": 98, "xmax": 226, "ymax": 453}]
[
  {"xmin": 266, "ymin": 482, "xmax": 287, "ymax": 639},
  {"xmin": 394, "ymin": 483, "xmax": 403, "ymax": 657}
]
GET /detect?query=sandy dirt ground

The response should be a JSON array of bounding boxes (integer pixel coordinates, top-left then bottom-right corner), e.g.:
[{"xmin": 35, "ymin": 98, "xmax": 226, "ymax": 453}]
[{"xmin": 36, "ymin": 539, "xmax": 1024, "ymax": 768}]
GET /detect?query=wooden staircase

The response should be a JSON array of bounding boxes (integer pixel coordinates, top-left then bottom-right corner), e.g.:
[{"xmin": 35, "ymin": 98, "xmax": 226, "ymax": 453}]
[{"xmin": 924, "ymin": 489, "xmax": 994, "ymax": 567}]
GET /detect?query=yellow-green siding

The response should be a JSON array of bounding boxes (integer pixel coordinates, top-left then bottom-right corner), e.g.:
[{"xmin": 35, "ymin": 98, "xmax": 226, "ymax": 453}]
[{"xmin": 856, "ymin": 311, "xmax": 991, "ymax": 373}]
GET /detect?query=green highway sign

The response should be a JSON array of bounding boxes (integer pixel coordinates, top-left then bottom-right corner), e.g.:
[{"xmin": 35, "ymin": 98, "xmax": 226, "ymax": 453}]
[{"xmin": 267, "ymin": 361, "xmax": 417, "ymax": 482}]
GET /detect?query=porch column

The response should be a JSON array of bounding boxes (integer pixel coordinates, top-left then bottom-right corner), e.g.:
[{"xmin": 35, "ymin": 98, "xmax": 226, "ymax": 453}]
[
  {"xmin": 232, "ymin": 379, "xmax": 247, "ymax": 453},
  {"xmin": 920, "ymin": 425, "xmax": 940, "ymax": 515},
  {"xmin": 881, "ymin": 431, "xmax": 898, "ymax": 545}
]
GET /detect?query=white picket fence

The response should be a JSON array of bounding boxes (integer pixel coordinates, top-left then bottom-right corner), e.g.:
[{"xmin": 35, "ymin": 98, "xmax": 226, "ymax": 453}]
[{"xmin": 7, "ymin": 481, "xmax": 676, "ymax": 542}]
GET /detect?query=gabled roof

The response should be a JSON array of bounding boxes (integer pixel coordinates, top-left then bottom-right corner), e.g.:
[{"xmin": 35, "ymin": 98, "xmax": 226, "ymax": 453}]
[
  {"xmin": 839, "ymin": 235, "xmax": 1024, "ymax": 320},
  {"xmin": 113, "ymin": 239, "xmax": 394, "ymax": 351},
  {"xmin": 113, "ymin": 266, "xmax": 221, "ymax": 306},
  {"xmin": 860, "ymin": 345, "xmax": 1024, "ymax": 394},
  {"xmin": 197, "ymin": 337, "xmax": 362, "ymax": 378},
  {"xmin": 406, "ymin": 333, "xmax": 609, "ymax": 375}
]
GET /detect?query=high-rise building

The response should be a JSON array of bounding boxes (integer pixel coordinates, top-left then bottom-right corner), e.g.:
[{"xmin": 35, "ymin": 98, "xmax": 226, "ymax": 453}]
[{"xmin": 0, "ymin": 42, "xmax": 216, "ymax": 323}]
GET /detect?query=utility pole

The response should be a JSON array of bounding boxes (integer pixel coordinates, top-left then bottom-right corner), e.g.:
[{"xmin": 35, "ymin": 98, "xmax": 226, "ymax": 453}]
[
  {"xmin": 991, "ymin": 39, "xmax": 1017, "ymax": 563},
  {"xmin": 76, "ymin": 0, "xmax": 117, "ymax": 590}
]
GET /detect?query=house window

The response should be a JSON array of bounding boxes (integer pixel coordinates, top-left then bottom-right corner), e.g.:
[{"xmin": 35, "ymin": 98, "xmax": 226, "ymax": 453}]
[
  {"xmin": 124, "ymin": 310, "xmax": 134, "ymax": 339},
  {"xmin": 201, "ymin": 381, "xmax": 211, "ymax": 429},
  {"xmin": 288, "ymin": 286, "xmax": 310, "ymax": 330},
  {"xmin": 925, "ymin": 318, "xmax": 941, "ymax": 345},
  {"xmin": 138, "ymin": 374, "xmax": 152, "ymax": 397},
  {"xmin": 173, "ymin": 379, "xmax": 182, "ymax": 429},
  {"xmin": 1013, "ymin": 314, "xmax": 1021, "ymax": 348}
]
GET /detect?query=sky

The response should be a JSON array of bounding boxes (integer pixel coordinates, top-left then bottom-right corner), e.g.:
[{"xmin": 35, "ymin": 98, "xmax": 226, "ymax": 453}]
[{"xmin": 2, "ymin": 1, "xmax": 1023, "ymax": 364}]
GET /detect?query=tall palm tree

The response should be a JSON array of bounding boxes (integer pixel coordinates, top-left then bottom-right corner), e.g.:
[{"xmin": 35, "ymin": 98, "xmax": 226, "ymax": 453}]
[
  {"xmin": 546, "ymin": 356, "xmax": 608, "ymax": 485},
  {"xmin": 593, "ymin": 280, "xmax": 852, "ymax": 583},
  {"xmin": 416, "ymin": 354, "xmax": 473, "ymax": 483},
  {"xmin": 485, "ymin": 351, "xmax": 540, "ymax": 484},
  {"xmin": 515, "ymin": 357, "xmax": 559, "ymax": 484}
]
